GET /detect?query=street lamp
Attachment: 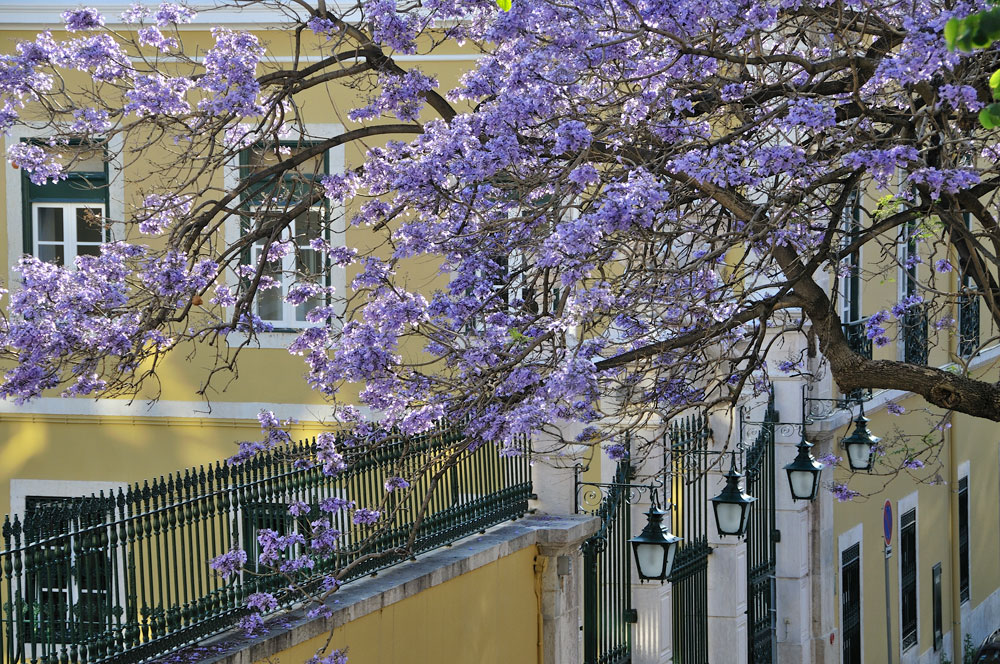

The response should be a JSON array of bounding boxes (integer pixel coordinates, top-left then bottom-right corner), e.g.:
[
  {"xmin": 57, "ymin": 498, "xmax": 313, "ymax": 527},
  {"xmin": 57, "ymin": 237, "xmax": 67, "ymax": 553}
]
[
  {"xmin": 784, "ymin": 437, "xmax": 824, "ymax": 501},
  {"xmin": 630, "ymin": 505, "xmax": 682, "ymax": 583},
  {"xmin": 841, "ymin": 406, "xmax": 880, "ymax": 471},
  {"xmin": 711, "ymin": 457, "xmax": 756, "ymax": 537}
]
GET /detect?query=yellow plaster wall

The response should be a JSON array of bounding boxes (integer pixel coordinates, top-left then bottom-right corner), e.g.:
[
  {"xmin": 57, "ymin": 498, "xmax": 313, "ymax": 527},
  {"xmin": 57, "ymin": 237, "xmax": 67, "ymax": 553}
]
[
  {"xmin": 0, "ymin": 415, "xmax": 333, "ymax": 516},
  {"xmin": 256, "ymin": 544, "xmax": 540, "ymax": 664},
  {"xmin": 832, "ymin": 395, "xmax": 1000, "ymax": 663}
]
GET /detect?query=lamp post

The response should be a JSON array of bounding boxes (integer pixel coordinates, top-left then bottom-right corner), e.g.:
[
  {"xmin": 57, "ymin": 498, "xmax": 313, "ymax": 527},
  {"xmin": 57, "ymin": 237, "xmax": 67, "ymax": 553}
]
[
  {"xmin": 710, "ymin": 454, "xmax": 757, "ymax": 538},
  {"xmin": 784, "ymin": 436, "xmax": 824, "ymax": 501},
  {"xmin": 630, "ymin": 505, "xmax": 683, "ymax": 583},
  {"xmin": 841, "ymin": 404, "xmax": 880, "ymax": 472}
]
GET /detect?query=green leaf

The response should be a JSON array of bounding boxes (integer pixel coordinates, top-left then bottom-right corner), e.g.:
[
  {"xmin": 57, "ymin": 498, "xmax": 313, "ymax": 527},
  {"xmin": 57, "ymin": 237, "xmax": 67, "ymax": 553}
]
[
  {"xmin": 945, "ymin": 18, "xmax": 961, "ymax": 50},
  {"xmin": 979, "ymin": 104, "xmax": 1000, "ymax": 128},
  {"xmin": 991, "ymin": 69, "xmax": 1000, "ymax": 99},
  {"xmin": 496, "ymin": 0, "xmax": 511, "ymax": 10}
]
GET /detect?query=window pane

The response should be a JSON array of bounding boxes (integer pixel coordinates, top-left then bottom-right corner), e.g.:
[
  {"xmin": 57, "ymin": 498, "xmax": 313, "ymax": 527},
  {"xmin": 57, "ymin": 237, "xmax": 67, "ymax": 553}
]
[
  {"xmin": 77, "ymin": 245, "xmax": 101, "ymax": 258},
  {"xmin": 57, "ymin": 145, "xmax": 104, "ymax": 173},
  {"xmin": 256, "ymin": 258, "xmax": 283, "ymax": 321},
  {"xmin": 296, "ymin": 209, "xmax": 325, "ymax": 241},
  {"xmin": 37, "ymin": 244, "xmax": 65, "ymax": 265},
  {"xmin": 76, "ymin": 207, "xmax": 104, "ymax": 243},
  {"xmin": 247, "ymin": 144, "xmax": 324, "ymax": 177},
  {"xmin": 37, "ymin": 207, "xmax": 64, "ymax": 242}
]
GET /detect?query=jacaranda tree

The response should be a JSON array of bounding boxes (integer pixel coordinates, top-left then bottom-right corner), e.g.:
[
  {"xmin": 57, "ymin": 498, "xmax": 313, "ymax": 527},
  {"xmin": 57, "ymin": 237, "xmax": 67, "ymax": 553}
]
[{"xmin": 1, "ymin": 0, "xmax": 999, "ymax": 656}]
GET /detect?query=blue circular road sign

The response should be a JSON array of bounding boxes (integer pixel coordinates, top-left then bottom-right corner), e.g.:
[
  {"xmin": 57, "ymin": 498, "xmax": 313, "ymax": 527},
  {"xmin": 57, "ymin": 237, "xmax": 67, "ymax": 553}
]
[{"xmin": 883, "ymin": 500, "xmax": 893, "ymax": 545}]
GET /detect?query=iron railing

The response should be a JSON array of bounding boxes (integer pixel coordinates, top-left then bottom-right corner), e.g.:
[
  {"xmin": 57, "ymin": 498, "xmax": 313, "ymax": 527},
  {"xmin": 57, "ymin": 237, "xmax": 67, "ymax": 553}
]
[
  {"xmin": 958, "ymin": 294, "xmax": 979, "ymax": 357},
  {"xmin": 842, "ymin": 319, "xmax": 872, "ymax": 360},
  {"xmin": 580, "ymin": 456, "xmax": 633, "ymax": 664},
  {"xmin": 744, "ymin": 395, "xmax": 777, "ymax": 664},
  {"xmin": 668, "ymin": 414, "xmax": 711, "ymax": 664},
  {"xmin": 902, "ymin": 304, "xmax": 929, "ymax": 365},
  {"xmin": 1, "ymin": 426, "xmax": 531, "ymax": 664}
]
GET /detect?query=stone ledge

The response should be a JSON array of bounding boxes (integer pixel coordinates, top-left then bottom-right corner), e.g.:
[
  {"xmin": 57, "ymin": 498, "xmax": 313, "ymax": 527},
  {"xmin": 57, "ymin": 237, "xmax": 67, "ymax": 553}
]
[{"xmin": 171, "ymin": 514, "xmax": 598, "ymax": 664}]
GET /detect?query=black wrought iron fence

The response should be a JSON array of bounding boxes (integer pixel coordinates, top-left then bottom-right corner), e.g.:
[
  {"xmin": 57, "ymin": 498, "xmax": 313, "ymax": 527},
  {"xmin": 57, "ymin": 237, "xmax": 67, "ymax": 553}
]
[
  {"xmin": 668, "ymin": 414, "xmax": 711, "ymax": 664},
  {"xmin": 744, "ymin": 396, "xmax": 777, "ymax": 664},
  {"xmin": 579, "ymin": 456, "xmax": 633, "ymax": 664},
  {"xmin": 1, "ymin": 425, "xmax": 531, "ymax": 664}
]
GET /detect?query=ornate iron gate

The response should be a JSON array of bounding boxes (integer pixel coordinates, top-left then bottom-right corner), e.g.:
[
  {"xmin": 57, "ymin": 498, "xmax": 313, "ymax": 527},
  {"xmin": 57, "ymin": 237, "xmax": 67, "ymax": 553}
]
[
  {"xmin": 743, "ymin": 395, "xmax": 777, "ymax": 664},
  {"xmin": 667, "ymin": 415, "xmax": 711, "ymax": 664},
  {"xmin": 578, "ymin": 457, "xmax": 633, "ymax": 664}
]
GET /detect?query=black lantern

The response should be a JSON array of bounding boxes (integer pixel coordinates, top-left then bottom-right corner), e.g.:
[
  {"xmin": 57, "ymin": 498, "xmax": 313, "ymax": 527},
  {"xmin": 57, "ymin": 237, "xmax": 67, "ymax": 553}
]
[
  {"xmin": 784, "ymin": 437, "xmax": 824, "ymax": 501},
  {"xmin": 841, "ymin": 409, "xmax": 880, "ymax": 472},
  {"xmin": 630, "ymin": 506, "xmax": 682, "ymax": 582},
  {"xmin": 710, "ymin": 461, "xmax": 756, "ymax": 537}
]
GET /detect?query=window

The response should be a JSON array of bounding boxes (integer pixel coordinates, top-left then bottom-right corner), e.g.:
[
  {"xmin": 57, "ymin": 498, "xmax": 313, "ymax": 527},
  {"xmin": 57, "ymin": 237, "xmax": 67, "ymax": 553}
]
[
  {"xmin": 932, "ymin": 563, "xmax": 942, "ymax": 652},
  {"xmin": 240, "ymin": 141, "xmax": 329, "ymax": 329},
  {"xmin": 841, "ymin": 543, "xmax": 862, "ymax": 664},
  {"xmin": 21, "ymin": 496, "xmax": 113, "ymax": 643},
  {"xmin": 958, "ymin": 213, "xmax": 979, "ymax": 358},
  {"xmin": 899, "ymin": 218, "xmax": 928, "ymax": 365},
  {"xmin": 22, "ymin": 143, "xmax": 109, "ymax": 266},
  {"xmin": 959, "ymin": 475, "xmax": 970, "ymax": 604},
  {"xmin": 840, "ymin": 190, "xmax": 862, "ymax": 325},
  {"xmin": 900, "ymin": 507, "xmax": 917, "ymax": 650}
]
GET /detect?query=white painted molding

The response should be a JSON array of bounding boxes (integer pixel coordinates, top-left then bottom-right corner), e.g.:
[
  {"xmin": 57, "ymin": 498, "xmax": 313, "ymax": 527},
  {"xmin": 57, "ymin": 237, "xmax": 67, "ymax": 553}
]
[
  {"xmin": 9, "ymin": 478, "xmax": 127, "ymax": 518},
  {"xmin": 0, "ymin": 396, "xmax": 351, "ymax": 422},
  {"xmin": 897, "ymin": 491, "xmax": 920, "ymax": 660},
  {"xmin": 837, "ymin": 522, "xmax": 864, "ymax": 664}
]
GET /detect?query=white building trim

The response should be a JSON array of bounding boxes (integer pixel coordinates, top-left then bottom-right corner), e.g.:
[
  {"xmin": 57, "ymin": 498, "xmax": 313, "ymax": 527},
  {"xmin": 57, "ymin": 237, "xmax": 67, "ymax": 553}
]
[
  {"xmin": 838, "ymin": 522, "xmax": 864, "ymax": 664},
  {"xmin": 897, "ymin": 490, "xmax": 920, "ymax": 662}
]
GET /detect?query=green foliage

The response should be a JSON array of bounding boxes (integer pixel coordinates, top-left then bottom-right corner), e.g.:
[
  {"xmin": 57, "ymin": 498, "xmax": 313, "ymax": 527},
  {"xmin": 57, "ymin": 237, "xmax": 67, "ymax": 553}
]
[
  {"xmin": 946, "ymin": 9, "xmax": 1000, "ymax": 129},
  {"xmin": 964, "ymin": 633, "xmax": 977, "ymax": 664},
  {"xmin": 946, "ymin": 8, "xmax": 1000, "ymax": 53},
  {"xmin": 496, "ymin": 0, "xmax": 511, "ymax": 10}
]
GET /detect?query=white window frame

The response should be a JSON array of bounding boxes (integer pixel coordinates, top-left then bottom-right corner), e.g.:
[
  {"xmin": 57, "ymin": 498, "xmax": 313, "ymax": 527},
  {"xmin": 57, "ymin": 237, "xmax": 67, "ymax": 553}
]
[
  {"xmin": 839, "ymin": 523, "xmax": 864, "ymax": 664},
  {"xmin": 31, "ymin": 202, "xmax": 108, "ymax": 267},
  {"xmin": 223, "ymin": 124, "xmax": 346, "ymax": 349},
  {"xmin": 250, "ymin": 209, "xmax": 329, "ymax": 328},
  {"xmin": 4, "ymin": 128, "xmax": 124, "ymax": 279},
  {"xmin": 897, "ymin": 491, "xmax": 919, "ymax": 658}
]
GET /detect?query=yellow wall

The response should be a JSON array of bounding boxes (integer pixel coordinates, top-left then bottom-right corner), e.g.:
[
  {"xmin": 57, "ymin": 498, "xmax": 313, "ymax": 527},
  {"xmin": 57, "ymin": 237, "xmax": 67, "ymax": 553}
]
[
  {"xmin": 832, "ymin": 394, "xmax": 1000, "ymax": 663},
  {"xmin": 259, "ymin": 544, "xmax": 540, "ymax": 664}
]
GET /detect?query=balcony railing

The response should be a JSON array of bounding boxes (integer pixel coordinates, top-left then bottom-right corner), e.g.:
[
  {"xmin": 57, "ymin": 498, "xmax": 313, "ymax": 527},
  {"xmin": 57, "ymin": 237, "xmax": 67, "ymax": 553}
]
[
  {"xmin": 1, "ymin": 426, "xmax": 532, "ymax": 664},
  {"xmin": 902, "ymin": 304, "xmax": 929, "ymax": 366},
  {"xmin": 842, "ymin": 319, "xmax": 873, "ymax": 361},
  {"xmin": 958, "ymin": 294, "xmax": 980, "ymax": 358}
]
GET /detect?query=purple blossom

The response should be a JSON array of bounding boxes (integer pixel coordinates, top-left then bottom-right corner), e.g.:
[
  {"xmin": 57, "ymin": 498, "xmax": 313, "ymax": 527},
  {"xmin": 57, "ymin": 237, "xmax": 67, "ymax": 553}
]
[
  {"xmin": 384, "ymin": 476, "xmax": 410, "ymax": 491},
  {"xmin": 238, "ymin": 614, "xmax": 263, "ymax": 636},
  {"xmin": 137, "ymin": 26, "xmax": 178, "ymax": 51},
  {"xmin": 7, "ymin": 143, "xmax": 65, "ymax": 185},
  {"xmin": 198, "ymin": 28, "xmax": 264, "ymax": 117},
  {"xmin": 63, "ymin": 8, "xmax": 105, "ymax": 32},
  {"xmin": 902, "ymin": 458, "xmax": 924, "ymax": 469},
  {"xmin": 553, "ymin": 120, "xmax": 592, "ymax": 154},
  {"xmin": 70, "ymin": 107, "xmax": 111, "ymax": 133},
  {"xmin": 886, "ymin": 403, "xmax": 905, "ymax": 416},
  {"xmin": 830, "ymin": 483, "xmax": 860, "ymax": 502},
  {"xmin": 288, "ymin": 501, "xmax": 311, "ymax": 517},
  {"xmin": 907, "ymin": 168, "xmax": 980, "ymax": 201},
  {"xmin": 246, "ymin": 592, "xmax": 278, "ymax": 613},
  {"xmin": 352, "ymin": 508, "xmax": 380, "ymax": 525},
  {"xmin": 308, "ymin": 17, "xmax": 336, "ymax": 36},
  {"xmin": 782, "ymin": 98, "xmax": 836, "ymax": 129},
  {"xmin": 307, "ymin": 651, "xmax": 348, "ymax": 664},
  {"xmin": 209, "ymin": 548, "xmax": 247, "ymax": 578},
  {"xmin": 817, "ymin": 454, "xmax": 842, "ymax": 466},
  {"xmin": 934, "ymin": 259, "xmax": 953, "ymax": 273},
  {"xmin": 604, "ymin": 443, "xmax": 628, "ymax": 461},
  {"xmin": 125, "ymin": 75, "xmax": 193, "ymax": 116}
]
